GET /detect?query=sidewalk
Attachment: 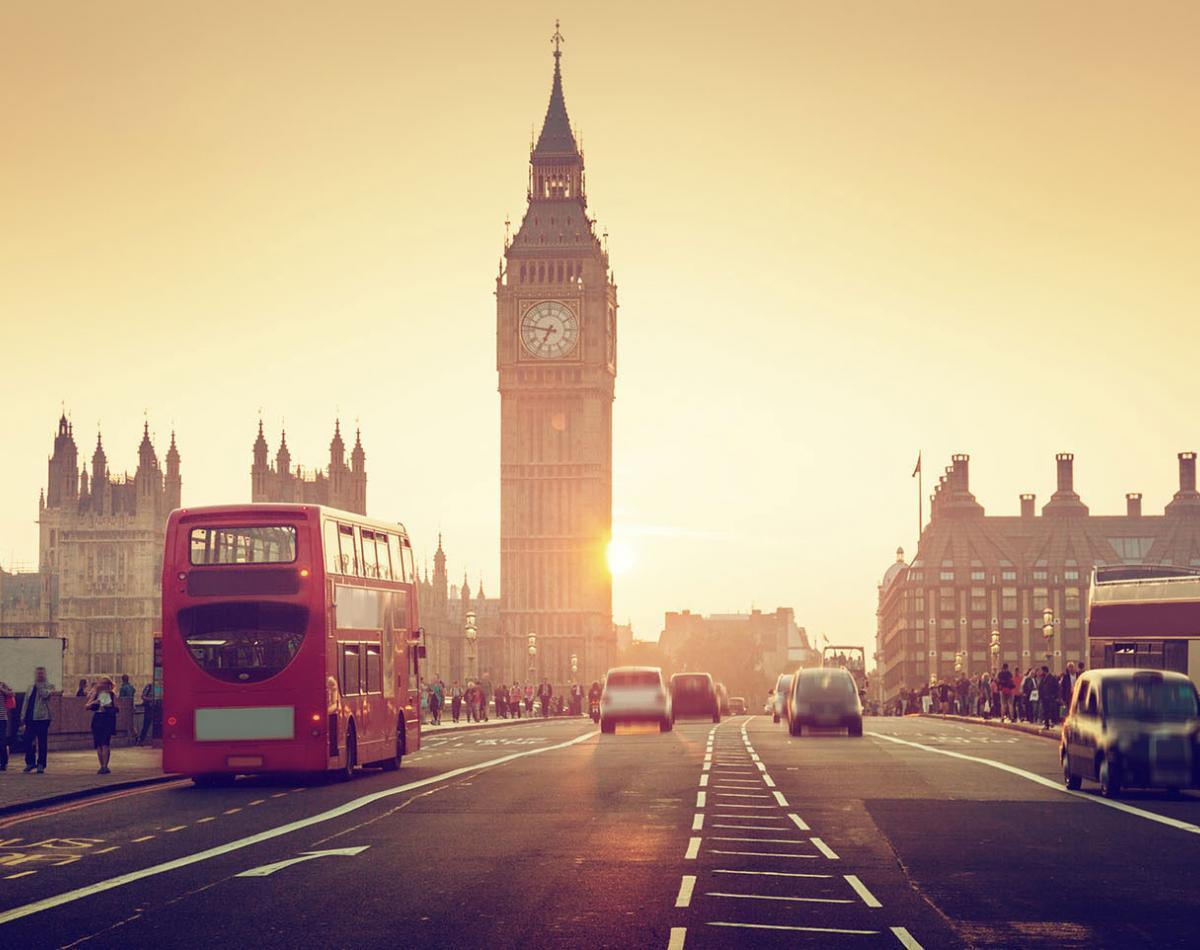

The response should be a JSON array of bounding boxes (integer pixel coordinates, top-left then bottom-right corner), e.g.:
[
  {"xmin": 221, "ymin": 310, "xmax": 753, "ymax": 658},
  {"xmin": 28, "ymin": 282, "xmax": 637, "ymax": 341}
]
[
  {"xmin": 0, "ymin": 712, "xmax": 578, "ymax": 816},
  {"xmin": 0, "ymin": 746, "xmax": 172, "ymax": 816},
  {"xmin": 919, "ymin": 712, "xmax": 1062, "ymax": 742}
]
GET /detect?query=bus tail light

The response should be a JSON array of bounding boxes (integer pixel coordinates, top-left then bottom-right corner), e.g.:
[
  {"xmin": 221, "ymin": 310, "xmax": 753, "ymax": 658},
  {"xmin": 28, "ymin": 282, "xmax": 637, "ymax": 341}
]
[
  {"xmin": 311, "ymin": 712, "xmax": 321, "ymax": 722},
  {"xmin": 166, "ymin": 714, "xmax": 178, "ymax": 727},
  {"xmin": 299, "ymin": 568, "xmax": 309, "ymax": 578}
]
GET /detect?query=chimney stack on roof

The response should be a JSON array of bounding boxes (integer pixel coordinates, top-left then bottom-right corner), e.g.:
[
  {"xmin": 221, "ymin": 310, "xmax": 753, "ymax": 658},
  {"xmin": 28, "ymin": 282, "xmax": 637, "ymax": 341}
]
[
  {"xmin": 1126, "ymin": 493, "xmax": 1142, "ymax": 518},
  {"xmin": 1020, "ymin": 493, "xmax": 1036, "ymax": 518},
  {"xmin": 951, "ymin": 454, "xmax": 970, "ymax": 492},
  {"xmin": 1180, "ymin": 453, "xmax": 1197, "ymax": 494},
  {"xmin": 1056, "ymin": 453, "xmax": 1074, "ymax": 494}
]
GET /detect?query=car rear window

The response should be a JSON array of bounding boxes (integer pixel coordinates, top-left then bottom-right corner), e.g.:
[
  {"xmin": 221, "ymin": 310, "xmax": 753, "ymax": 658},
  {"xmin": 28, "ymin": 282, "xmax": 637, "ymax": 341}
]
[
  {"xmin": 607, "ymin": 671, "xmax": 660, "ymax": 688},
  {"xmin": 673, "ymin": 675, "xmax": 712, "ymax": 693},
  {"xmin": 795, "ymin": 670, "xmax": 856, "ymax": 698}
]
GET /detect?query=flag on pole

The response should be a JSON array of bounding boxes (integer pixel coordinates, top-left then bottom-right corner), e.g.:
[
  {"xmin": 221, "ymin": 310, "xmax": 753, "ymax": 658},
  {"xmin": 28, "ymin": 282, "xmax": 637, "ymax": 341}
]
[{"xmin": 911, "ymin": 452, "xmax": 922, "ymax": 478}]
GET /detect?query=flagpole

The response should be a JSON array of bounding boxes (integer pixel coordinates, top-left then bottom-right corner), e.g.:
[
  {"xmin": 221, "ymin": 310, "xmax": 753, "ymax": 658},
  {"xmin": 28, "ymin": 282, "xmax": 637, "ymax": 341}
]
[{"xmin": 917, "ymin": 451, "xmax": 923, "ymax": 546}]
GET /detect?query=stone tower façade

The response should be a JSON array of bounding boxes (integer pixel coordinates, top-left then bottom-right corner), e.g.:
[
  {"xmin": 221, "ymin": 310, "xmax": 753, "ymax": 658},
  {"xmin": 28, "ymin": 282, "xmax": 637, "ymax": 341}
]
[
  {"xmin": 251, "ymin": 420, "xmax": 367, "ymax": 515},
  {"xmin": 496, "ymin": 36, "xmax": 618, "ymax": 686}
]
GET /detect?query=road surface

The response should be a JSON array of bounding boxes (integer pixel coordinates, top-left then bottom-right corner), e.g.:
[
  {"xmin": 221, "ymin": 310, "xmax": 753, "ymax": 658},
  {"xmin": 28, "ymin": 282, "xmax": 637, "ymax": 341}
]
[{"xmin": 1, "ymin": 716, "xmax": 1198, "ymax": 947}]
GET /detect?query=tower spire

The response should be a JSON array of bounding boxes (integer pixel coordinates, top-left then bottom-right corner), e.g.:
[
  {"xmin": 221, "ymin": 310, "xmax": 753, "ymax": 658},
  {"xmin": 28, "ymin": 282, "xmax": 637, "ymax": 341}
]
[{"xmin": 534, "ymin": 21, "xmax": 578, "ymax": 158}]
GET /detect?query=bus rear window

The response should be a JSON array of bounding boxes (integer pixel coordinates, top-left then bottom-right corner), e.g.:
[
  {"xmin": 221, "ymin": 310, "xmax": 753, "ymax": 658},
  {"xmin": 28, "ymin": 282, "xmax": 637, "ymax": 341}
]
[
  {"xmin": 179, "ymin": 602, "xmax": 308, "ymax": 683},
  {"xmin": 190, "ymin": 526, "xmax": 297, "ymax": 565}
]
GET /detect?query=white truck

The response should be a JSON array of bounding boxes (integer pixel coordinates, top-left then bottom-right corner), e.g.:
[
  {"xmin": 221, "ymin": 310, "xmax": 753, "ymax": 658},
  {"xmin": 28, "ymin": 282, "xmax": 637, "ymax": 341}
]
[{"xmin": 0, "ymin": 636, "xmax": 66, "ymax": 692}]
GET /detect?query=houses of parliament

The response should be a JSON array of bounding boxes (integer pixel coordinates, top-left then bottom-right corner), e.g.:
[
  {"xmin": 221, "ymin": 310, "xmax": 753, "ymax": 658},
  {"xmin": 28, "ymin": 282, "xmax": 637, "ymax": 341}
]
[{"xmin": 2, "ymin": 36, "xmax": 620, "ymax": 686}]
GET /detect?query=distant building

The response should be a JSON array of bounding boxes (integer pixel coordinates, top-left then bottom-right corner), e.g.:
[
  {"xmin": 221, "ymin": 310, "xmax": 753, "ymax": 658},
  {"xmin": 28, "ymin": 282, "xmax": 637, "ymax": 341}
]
[
  {"xmin": 876, "ymin": 452, "xmax": 1200, "ymax": 705},
  {"xmin": 415, "ymin": 535, "xmax": 504, "ymax": 687},
  {"xmin": 659, "ymin": 608, "xmax": 814, "ymax": 698},
  {"xmin": 6, "ymin": 415, "xmax": 181, "ymax": 681},
  {"xmin": 614, "ymin": 622, "xmax": 634, "ymax": 655},
  {"xmin": 251, "ymin": 420, "xmax": 366, "ymax": 515}
]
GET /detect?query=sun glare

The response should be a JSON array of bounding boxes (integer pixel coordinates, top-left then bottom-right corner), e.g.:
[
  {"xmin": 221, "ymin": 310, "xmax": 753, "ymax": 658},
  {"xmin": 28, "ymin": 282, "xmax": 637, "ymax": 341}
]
[{"xmin": 606, "ymin": 539, "xmax": 635, "ymax": 576}]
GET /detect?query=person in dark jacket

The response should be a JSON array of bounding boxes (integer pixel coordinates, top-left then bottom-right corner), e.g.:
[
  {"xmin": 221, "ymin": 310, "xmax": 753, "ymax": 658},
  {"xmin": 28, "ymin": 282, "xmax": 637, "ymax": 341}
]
[
  {"xmin": 23, "ymin": 667, "xmax": 57, "ymax": 773},
  {"xmin": 1039, "ymin": 666, "xmax": 1060, "ymax": 729}
]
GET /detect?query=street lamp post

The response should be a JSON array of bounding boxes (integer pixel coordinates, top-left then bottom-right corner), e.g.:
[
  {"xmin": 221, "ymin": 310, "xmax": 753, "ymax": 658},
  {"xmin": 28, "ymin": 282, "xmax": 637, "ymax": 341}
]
[
  {"xmin": 989, "ymin": 629, "xmax": 1001, "ymax": 675},
  {"xmin": 527, "ymin": 633, "xmax": 537, "ymax": 685},
  {"xmin": 464, "ymin": 610, "xmax": 478, "ymax": 682}
]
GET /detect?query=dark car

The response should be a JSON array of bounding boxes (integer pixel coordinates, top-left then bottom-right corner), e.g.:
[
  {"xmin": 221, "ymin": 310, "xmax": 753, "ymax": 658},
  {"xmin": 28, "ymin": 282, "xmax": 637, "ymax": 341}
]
[
  {"xmin": 670, "ymin": 672, "xmax": 720, "ymax": 723},
  {"xmin": 1061, "ymin": 668, "xmax": 1200, "ymax": 798},
  {"xmin": 729, "ymin": 696, "xmax": 747, "ymax": 716},
  {"xmin": 787, "ymin": 668, "xmax": 863, "ymax": 737},
  {"xmin": 715, "ymin": 682, "xmax": 730, "ymax": 716}
]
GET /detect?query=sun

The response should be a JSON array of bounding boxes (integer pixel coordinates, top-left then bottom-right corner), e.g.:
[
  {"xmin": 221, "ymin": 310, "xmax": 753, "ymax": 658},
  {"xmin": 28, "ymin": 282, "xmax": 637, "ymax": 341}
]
[{"xmin": 606, "ymin": 538, "xmax": 635, "ymax": 576}]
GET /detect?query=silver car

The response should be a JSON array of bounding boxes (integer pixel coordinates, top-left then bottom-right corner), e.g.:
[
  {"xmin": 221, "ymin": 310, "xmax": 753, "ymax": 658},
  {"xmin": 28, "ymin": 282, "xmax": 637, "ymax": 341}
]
[
  {"xmin": 772, "ymin": 673, "xmax": 793, "ymax": 723},
  {"xmin": 600, "ymin": 666, "xmax": 673, "ymax": 733}
]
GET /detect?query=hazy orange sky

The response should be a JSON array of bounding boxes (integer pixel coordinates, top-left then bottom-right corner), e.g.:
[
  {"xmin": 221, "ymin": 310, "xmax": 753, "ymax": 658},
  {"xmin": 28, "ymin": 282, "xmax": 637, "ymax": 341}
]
[{"xmin": 2, "ymin": 2, "xmax": 1198, "ymax": 652}]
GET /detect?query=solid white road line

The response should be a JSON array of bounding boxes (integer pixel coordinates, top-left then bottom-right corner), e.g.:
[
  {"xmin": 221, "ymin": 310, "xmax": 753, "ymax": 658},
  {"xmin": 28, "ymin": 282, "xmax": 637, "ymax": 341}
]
[
  {"xmin": 810, "ymin": 837, "xmax": 840, "ymax": 859},
  {"xmin": 709, "ymin": 850, "xmax": 818, "ymax": 858},
  {"xmin": 685, "ymin": 837, "xmax": 702, "ymax": 860},
  {"xmin": 711, "ymin": 804, "xmax": 775, "ymax": 809},
  {"xmin": 0, "ymin": 728, "xmax": 599, "ymax": 926},
  {"xmin": 787, "ymin": 813, "xmax": 810, "ymax": 831},
  {"xmin": 872, "ymin": 731, "xmax": 1200, "ymax": 837},
  {"xmin": 891, "ymin": 925, "xmax": 925, "ymax": 949},
  {"xmin": 667, "ymin": 926, "xmax": 687, "ymax": 950},
  {"xmin": 712, "ymin": 823, "xmax": 788, "ymax": 830},
  {"xmin": 845, "ymin": 874, "xmax": 883, "ymax": 907},
  {"xmin": 713, "ymin": 869, "xmax": 832, "ymax": 878},
  {"xmin": 696, "ymin": 791, "xmax": 707, "ymax": 808},
  {"xmin": 707, "ymin": 892, "xmax": 853, "ymax": 904},
  {"xmin": 692, "ymin": 813, "xmax": 705, "ymax": 831},
  {"xmin": 708, "ymin": 922, "xmax": 879, "ymax": 935},
  {"xmin": 675, "ymin": 875, "xmax": 697, "ymax": 908},
  {"xmin": 716, "ymin": 793, "xmax": 769, "ymax": 799},
  {"xmin": 772, "ymin": 790, "xmax": 789, "ymax": 806}
]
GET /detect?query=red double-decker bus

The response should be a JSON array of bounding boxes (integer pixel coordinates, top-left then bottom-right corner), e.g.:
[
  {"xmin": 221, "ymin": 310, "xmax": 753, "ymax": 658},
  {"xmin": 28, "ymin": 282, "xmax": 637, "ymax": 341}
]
[{"xmin": 161, "ymin": 504, "xmax": 423, "ymax": 784}]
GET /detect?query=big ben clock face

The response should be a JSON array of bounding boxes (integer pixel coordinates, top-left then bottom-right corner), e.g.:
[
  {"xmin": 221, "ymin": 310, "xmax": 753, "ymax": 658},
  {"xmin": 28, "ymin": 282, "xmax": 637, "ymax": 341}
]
[{"xmin": 521, "ymin": 301, "xmax": 579, "ymax": 360}]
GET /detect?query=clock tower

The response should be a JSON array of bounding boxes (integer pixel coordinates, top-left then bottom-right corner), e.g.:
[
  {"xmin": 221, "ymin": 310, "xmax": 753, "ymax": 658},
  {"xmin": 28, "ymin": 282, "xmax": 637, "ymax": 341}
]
[{"xmin": 496, "ymin": 30, "xmax": 617, "ymax": 687}]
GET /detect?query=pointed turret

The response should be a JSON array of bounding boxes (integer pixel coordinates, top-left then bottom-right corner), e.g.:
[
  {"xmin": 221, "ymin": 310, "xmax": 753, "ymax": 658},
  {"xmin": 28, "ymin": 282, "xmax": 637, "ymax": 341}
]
[
  {"xmin": 330, "ymin": 419, "xmax": 346, "ymax": 467},
  {"xmin": 461, "ymin": 572, "xmax": 471, "ymax": 601},
  {"xmin": 253, "ymin": 419, "xmax": 268, "ymax": 466},
  {"xmin": 91, "ymin": 433, "xmax": 108, "ymax": 514},
  {"xmin": 165, "ymin": 431, "xmax": 182, "ymax": 510},
  {"xmin": 276, "ymin": 429, "xmax": 292, "ymax": 474},
  {"xmin": 351, "ymin": 428, "xmax": 365, "ymax": 472},
  {"xmin": 47, "ymin": 411, "xmax": 79, "ymax": 508},
  {"xmin": 533, "ymin": 26, "xmax": 579, "ymax": 159},
  {"xmin": 135, "ymin": 420, "xmax": 161, "ymax": 502}
]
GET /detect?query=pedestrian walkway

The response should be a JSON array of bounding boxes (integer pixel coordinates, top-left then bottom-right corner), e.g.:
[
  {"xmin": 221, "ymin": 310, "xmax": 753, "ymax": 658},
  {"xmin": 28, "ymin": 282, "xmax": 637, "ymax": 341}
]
[
  {"xmin": 919, "ymin": 712, "xmax": 1060, "ymax": 741},
  {"xmin": 0, "ymin": 746, "xmax": 169, "ymax": 815},
  {"xmin": 0, "ymin": 713, "xmax": 584, "ymax": 816}
]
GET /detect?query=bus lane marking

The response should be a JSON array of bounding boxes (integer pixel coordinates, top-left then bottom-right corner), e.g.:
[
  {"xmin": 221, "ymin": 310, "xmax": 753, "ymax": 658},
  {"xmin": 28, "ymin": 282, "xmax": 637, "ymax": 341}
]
[
  {"xmin": 0, "ymin": 729, "xmax": 598, "ymax": 926},
  {"xmin": 235, "ymin": 846, "xmax": 369, "ymax": 878}
]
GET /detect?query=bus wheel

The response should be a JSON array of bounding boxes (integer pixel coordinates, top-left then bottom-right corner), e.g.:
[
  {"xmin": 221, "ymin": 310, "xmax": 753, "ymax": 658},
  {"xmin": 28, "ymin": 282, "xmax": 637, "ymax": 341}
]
[
  {"xmin": 336, "ymin": 723, "xmax": 357, "ymax": 782},
  {"xmin": 380, "ymin": 720, "xmax": 404, "ymax": 772}
]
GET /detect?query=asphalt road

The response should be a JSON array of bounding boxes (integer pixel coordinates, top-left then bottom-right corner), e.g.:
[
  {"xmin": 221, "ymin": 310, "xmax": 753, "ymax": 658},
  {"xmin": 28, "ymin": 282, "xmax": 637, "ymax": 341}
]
[{"xmin": 1, "ymin": 715, "xmax": 1198, "ymax": 948}]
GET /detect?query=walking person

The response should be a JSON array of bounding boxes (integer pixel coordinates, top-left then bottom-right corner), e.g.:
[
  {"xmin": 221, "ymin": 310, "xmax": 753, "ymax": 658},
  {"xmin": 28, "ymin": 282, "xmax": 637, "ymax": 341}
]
[
  {"xmin": 480, "ymin": 674, "xmax": 493, "ymax": 722},
  {"xmin": 510, "ymin": 683, "xmax": 522, "ymax": 718},
  {"xmin": 537, "ymin": 679, "xmax": 553, "ymax": 718},
  {"xmin": 429, "ymin": 682, "xmax": 443, "ymax": 726},
  {"xmin": 524, "ymin": 682, "xmax": 534, "ymax": 716},
  {"xmin": 137, "ymin": 681, "xmax": 156, "ymax": 745},
  {"xmin": 0, "ymin": 679, "xmax": 13, "ymax": 771},
  {"xmin": 495, "ymin": 683, "xmax": 509, "ymax": 719},
  {"xmin": 450, "ymin": 680, "xmax": 463, "ymax": 723},
  {"xmin": 996, "ymin": 663, "xmax": 1016, "ymax": 721},
  {"xmin": 1039, "ymin": 666, "xmax": 1060, "ymax": 729},
  {"xmin": 87, "ymin": 677, "xmax": 118, "ymax": 774},
  {"xmin": 118, "ymin": 674, "xmax": 136, "ymax": 700},
  {"xmin": 22, "ymin": 666, "xmax": 57, "ymax": 773},
  {"xmin": 466, "ymin": 682, "xmax": 480, "ymax": 723}
]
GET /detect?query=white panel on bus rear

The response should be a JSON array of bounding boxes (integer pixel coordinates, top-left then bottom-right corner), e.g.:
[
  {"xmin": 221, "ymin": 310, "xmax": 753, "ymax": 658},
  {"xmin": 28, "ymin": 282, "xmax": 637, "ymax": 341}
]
[{"xmin": 195, "ymin": 706, "xmax": 295, "ymax": 741}]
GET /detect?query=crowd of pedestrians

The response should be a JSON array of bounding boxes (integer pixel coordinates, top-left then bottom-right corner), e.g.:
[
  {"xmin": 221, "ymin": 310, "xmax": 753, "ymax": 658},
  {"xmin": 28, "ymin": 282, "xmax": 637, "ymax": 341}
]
[
  {"xmin": 893, "ymin": 661, "xmax": 1084, "ymax": 729},
  {"xmin": 420, "ymin": 674, "xmax": 592, "ymax": 724},
  {"xmin": 0, "ymin": 668, "xmax": 158, "ymax": 775}
]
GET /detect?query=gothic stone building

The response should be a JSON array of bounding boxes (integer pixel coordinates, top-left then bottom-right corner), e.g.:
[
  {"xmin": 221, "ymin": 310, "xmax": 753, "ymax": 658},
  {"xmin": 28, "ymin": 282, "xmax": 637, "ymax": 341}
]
[
  {"xmin": 875, "ymin": 452, "xmax": 1200, "ymax": 705},
  {"xmin": 417, "ymin": 535, "xmax": 503, "ymax": 688},
  {"xmin": 251, "ymin": 420, "xmax": 366, "ymax": 515},
  {"xmin": 496, "ymin": 38, "xmax": 618, "ymax": 686},
  {"xmin": 17, "ymin": 415, "xmax": 181, "ymax": 681}
]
